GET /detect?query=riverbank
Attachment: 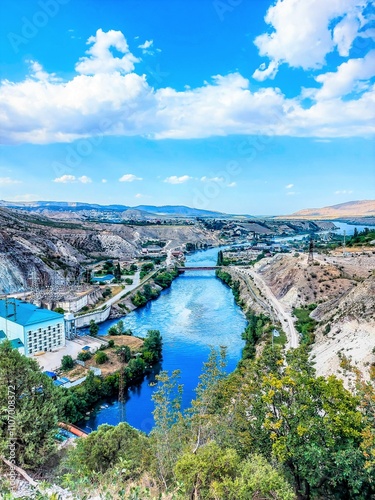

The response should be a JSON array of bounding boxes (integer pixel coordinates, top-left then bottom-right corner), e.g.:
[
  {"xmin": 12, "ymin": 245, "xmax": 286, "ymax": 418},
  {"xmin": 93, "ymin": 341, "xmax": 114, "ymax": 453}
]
[
  {"xmin": 215, "ymin": 267, "xmax": 287, "ymax": 359},
  {"xmin": 79, "ymin": 246, "xmax": 247, "ymax": 434},
  {"xmin": 109, "ymin": 267, "xmax": 179, "ymax": 319},
  {"xmin": 60, "ymin": 329, "xmax": 163, "ymax": 425}
]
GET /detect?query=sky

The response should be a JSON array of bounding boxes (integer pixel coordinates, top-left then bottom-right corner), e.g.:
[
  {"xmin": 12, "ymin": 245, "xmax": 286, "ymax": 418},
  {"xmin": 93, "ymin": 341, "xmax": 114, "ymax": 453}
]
[{"xmin": 0, "ymin": 0, "xmax": 374, "ymax": 215}]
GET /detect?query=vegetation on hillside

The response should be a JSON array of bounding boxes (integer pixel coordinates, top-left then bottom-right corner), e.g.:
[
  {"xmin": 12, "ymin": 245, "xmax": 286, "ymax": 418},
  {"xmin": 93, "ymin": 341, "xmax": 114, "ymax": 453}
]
[
  {"xmin": 293, "ymin": 303, "xmax": 318, "ymax": 346},
  {"xmin": 1, "ymin": 338, "xmax": 374, "ymax": 499},
  {"xmin": 347, "ymin": 227, "xmax": 375, "ymax": 246}
]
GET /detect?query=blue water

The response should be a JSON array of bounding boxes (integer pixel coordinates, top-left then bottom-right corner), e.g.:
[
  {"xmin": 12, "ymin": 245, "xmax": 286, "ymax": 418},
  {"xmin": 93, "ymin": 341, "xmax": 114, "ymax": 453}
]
[
  {"xmin": 91, "ymin": 274, "xmax": 114, "ymax": 282},
  {"xmin": 330, "ymin": 221, "xmax": 374, "ymax": 235},
  {"xmin": 80, "ymin": 247, "xmax": 246, "ymax": 434}
]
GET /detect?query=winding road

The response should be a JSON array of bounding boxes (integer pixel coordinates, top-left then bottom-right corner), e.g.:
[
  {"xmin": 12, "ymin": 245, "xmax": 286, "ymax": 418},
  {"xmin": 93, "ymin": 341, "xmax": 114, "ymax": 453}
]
[{"xmin": 233, "ymin": 266, "xmax": 299, "ymax": 349}]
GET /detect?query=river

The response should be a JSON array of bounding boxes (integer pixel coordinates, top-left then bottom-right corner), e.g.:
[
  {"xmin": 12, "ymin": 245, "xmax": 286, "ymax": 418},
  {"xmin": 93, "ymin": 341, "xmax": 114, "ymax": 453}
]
[{"xmin": 80, "ymin": 247, "xmax": 247, "ymax": 434}]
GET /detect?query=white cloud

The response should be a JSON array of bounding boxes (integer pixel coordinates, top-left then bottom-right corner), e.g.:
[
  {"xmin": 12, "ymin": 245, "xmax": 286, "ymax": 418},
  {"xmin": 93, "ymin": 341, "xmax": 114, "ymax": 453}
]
[
  {"xmin": 285, "ymin": 183, "xmax": 294, "ymax": 189},
  {"xmin": 335, "ymin": 189, "xmax": 353, "ymax": 195},
  {"xmin": 135, "ymin": 193, "xmax": 143, "ymax": 198},
  {"xmin": 0, "ymin": 177, "xmax": 21, "ymax": 185},
  {"xmin": 164, "ymin": 175, "xmax": 192, "ymax": 184},
  {"xmin": 53, "ymin": 175, "xmax": 92, "ymax": 184},
  {"xmin": 101, "ymin": 179, "xmax": 107, "ymax": 183},
  {"xmin": 54, "ymin": 175, "xmax": 76, "ymax": 183},
  {"xmin": 138, "ymin": 40, "xmax": 154, "ymax": 54},
  {"xmin": 27, "ymin": 60, "xmax": 60, "ymax": 82},
  {"xmin": 252, "ymin": 61, "xmax": 279, "ymax": 82},
  {"xmin": 227, "ymin": 182, "xmax": 237, "ymax": 188},
  {"xmin": 200, "ymin": 176, "xmax": 225, "ymax": 183},
  {"xmin": 138, "ymin": 40, "xmax": 153, "ymax": 50},
  {"xmin": 78, "ymin": 175, "xmax": 92, "ymax": 184},
  {"xmin": 119, "ymin": 174, "xmax": 143, "ymax": 182},
  {"xmin": 1, "ymin": 28, "xmax": 375, "ymax": 145},
  {"xmin": 75, "ymin": 29, "xmax": 139, "ymax": 75},
  {"xmin": 314, "ymin": 50, "xmax": 375, "ymax": 100},
  {"xmin": 253, "ymin": 0, "xmax": 373, "ymax": 79}
]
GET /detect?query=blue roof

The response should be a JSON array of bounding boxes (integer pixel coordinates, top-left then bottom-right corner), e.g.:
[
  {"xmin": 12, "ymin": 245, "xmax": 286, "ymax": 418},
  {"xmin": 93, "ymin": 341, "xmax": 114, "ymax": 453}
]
[
  {"xmin": 44, "ymin": 371, "xmax": 57, "ymax": 378},
  {"xmin": 10, "ymin": 338, "xmax": 24, "ymax": 349},
  {"xmin": 0, "ymin": 299, "xmax": 63, "ymax": 327}
]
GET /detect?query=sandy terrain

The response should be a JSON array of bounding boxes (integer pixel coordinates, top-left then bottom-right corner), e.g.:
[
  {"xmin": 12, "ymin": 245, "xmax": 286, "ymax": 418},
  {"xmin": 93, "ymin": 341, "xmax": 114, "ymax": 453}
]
[{"xmin": 84, "ymin": 335, "xmax": 143, "ymax": 376}]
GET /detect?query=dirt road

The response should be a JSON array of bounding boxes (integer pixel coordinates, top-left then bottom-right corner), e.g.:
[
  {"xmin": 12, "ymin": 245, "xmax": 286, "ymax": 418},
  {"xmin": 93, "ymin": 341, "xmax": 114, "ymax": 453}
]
[{"xmin": 235, "ymin": 266, "xmax": 299, "ymax": 349}]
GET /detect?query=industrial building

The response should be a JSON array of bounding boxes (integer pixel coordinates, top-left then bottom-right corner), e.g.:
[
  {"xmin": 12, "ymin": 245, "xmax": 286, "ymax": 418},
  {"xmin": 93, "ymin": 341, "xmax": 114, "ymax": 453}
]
[{"xmin": 0, "ymin": 298, "xmax": 66, "ymax": 356}]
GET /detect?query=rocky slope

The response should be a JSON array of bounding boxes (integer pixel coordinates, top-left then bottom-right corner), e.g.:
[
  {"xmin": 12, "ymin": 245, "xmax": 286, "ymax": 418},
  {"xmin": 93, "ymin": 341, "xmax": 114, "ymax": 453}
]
[
  {"xmin": 254, "ymin": 251, "xmax": 375, "ymax": 384},
  {"xmin": 0, "ymin": 208, "xmax": 218, "ymax": 293}
]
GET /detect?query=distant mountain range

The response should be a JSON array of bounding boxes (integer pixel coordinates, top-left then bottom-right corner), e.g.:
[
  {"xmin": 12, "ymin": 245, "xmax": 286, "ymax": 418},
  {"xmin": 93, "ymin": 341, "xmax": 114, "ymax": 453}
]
[
  {"xmin": 281, "ymin": 200, "xmax": 375, "ymax": 220},
  {"xmin": 2, "ymin": 199, "xmax": 374, "ymax": 220},
  {"xmin": 0, "ymin": 200, "xmax": 226, "ymax": 218}
]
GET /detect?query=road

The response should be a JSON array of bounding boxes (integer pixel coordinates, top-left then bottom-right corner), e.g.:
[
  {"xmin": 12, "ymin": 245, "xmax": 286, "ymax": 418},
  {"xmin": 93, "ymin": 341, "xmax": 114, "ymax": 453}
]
[
  {"xmin": 99, "ymin": 271, "xmax": 141, "ymax": 308},
  {"xmin": 233, "ymin": 266, "xmax": 299, "ymax": 349}
]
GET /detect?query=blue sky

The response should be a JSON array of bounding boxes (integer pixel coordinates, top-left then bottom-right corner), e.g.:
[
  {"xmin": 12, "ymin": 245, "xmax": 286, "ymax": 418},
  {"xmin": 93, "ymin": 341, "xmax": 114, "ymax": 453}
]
[{"xmin": 0, "ymin": 0, "xmax": 374, "ymax": 214}]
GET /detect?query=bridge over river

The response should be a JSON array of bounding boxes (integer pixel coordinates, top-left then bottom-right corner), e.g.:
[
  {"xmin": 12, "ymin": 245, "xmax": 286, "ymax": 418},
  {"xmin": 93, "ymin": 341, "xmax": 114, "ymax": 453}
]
[{"xmin": 177, "ymin": 266, "xmax": 220, "ymax": 272}]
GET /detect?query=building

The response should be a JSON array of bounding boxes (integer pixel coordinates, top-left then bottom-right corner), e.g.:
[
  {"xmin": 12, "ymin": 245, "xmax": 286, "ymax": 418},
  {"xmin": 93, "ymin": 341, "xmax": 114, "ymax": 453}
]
[{"xmin": 0, "ymin": 298, "xmax": 65, "ymax": 356}]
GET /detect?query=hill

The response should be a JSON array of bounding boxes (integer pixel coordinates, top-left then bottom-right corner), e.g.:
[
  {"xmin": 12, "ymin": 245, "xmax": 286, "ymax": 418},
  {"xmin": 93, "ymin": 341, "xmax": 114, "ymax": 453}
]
[
  {"xmin": 280, "ymin": 200, "xmax": 375, "ymax": 220},
  {"xmin": 0, "ymin": 200, "xmax": 225, "ymax": 218}
]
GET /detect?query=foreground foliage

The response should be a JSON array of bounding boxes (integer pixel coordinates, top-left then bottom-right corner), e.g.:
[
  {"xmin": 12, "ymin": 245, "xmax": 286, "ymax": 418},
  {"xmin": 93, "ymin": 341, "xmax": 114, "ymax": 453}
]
[{"xmin": 1, "ymin": 338, "xmax": 375, "ymax": 499}]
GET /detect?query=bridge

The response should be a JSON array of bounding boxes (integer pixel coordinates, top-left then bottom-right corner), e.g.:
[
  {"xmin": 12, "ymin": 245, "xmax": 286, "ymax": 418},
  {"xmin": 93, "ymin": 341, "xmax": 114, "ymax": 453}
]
[{"xmin": 178, "ymin": 266, "xmax": 219, "ymax": 272}]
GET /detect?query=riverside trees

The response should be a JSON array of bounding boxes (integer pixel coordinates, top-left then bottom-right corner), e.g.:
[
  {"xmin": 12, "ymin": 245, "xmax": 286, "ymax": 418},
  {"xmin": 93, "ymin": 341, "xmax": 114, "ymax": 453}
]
[{"xmin": 1, "ymin": 337, "xmax": 374, "ymax": 498}]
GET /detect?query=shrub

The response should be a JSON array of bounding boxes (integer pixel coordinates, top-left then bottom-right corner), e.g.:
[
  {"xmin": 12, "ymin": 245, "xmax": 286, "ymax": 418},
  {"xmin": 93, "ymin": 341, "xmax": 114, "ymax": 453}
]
[
  {"xmin": 77, "ymin": 351, "xmax": 92, "ymax": 361},
  {"xmin": 95, "ymin": 351, "xmax": 108, "ymax": 364},
  {"xmin": 61, "ymin": 355, "xmax": 74, "ymax": 371}
]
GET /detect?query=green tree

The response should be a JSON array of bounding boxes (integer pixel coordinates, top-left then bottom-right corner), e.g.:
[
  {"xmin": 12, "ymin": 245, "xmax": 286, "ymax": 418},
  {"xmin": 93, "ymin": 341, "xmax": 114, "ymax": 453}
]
[
  {"xmin": 117, "ymin": 345, "xmax": 131, "ymax": 363},
  {"xmin": 238, "ymin": 348, "xmax": 373, "ymax": 498},
  {"xmin": 114, "ymin": 262, "xmax": 122, "ymax": 280},
  {"xmin": 89, "ymin": 319, "xmax": 99, "ymax": 336},
  {"xmin": 108, "ymin": 325, "xmax": 118, "ymax": 336},
  {"xmin": 151, "ymin": 370, "xmax": 184, "ymax": 488},
  {"xmin": 0, "ymin": 341, "xmax": 59, "ymax": 468},
  {"xmin": 64, "ymin": 422, "xmax": 149, "ymax": 478},
  {"xmin": 211, "ymin": 453, "xmax": 295, "ymax": 500},
  {"xmin": 61, "ymin": 354, "xmax": 74, "ymax": 370},
  {"xmin": 77, "ymin": 351, "xmax": 91, "ymax": 361},
  {"xmin": 217, "ymin": 250, "xmax": 224, "ymax": 266},
  {"xmin": 127, "ymin": 357, "xmax": 146, "ymax": 379},
  {"xmin": 95, "ymin": 351, "xmax": 108, "ymax": 364},
  {"xmin": 175, "ymin": 442, "xmax": 240, "ymax": 499},
  {"xmin": 53, "ymin": 307, "xmax": 65, "ymax": 314},
  {"xmin": 117, "ymin": 320, "xmax": 125, "ymax": 335},
  {"xmin": 188, "ymin": 347, "xmax": 227, "ymax": 453},
  {"xmin": 142, "ymin": 330, "xmax": 163, "ymax": 364}
]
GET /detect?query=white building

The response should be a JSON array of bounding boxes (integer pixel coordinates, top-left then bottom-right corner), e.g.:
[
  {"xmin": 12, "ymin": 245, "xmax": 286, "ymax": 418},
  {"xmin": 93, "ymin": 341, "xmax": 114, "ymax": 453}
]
[{"xmin": 0, "ymin": 298, "xmax": 65, "ymax": 356}]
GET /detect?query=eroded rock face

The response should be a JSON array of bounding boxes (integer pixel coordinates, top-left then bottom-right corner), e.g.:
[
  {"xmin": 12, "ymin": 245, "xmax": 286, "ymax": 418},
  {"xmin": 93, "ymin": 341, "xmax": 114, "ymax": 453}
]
[
  {"xmin": 254, "ymin": 251, "xmax": 375, "ymax": 385},
  {"xmin": 0, "ymin": 207, "xmax": 219, "ymax": 293}
]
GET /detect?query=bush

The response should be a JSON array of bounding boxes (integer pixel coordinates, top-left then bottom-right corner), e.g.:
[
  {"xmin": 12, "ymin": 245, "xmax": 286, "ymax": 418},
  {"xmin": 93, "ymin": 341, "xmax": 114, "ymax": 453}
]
[
  {"xmin": 61, "ymin": 355, "xmax": 74, "ymax": 370},
  {"xmin": 77, "ymin": 351, "xmax": 92, "ymax": 361},
  {"xmin": 95, "ymin": 351, "xmax": 108, "ymax": 364}
]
